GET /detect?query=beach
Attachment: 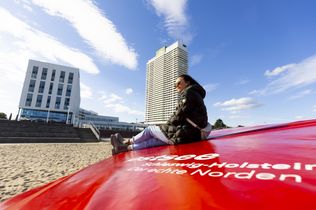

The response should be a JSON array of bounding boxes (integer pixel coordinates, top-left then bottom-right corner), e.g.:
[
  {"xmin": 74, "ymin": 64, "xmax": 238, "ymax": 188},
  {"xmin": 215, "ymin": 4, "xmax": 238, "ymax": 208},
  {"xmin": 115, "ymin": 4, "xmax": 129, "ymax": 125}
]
[{"xmin": 0, "ymin": 142, "xmax": 112, "ymax": 202}]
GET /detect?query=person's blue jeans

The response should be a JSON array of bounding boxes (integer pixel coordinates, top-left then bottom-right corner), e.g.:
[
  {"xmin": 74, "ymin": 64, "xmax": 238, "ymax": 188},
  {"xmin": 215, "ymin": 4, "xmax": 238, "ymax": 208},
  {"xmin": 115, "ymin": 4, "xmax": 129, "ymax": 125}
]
[{"xmin": 132, "ymin": 125, "xmax": 171, "ymax": 150}]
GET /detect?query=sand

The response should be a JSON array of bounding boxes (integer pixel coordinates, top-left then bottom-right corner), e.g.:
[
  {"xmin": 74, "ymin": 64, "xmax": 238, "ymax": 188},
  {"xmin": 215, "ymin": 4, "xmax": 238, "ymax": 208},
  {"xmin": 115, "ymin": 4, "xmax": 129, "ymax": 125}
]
[{"xmin": 0, "ymin": 142, "xmax": 113, "ymax": 202}]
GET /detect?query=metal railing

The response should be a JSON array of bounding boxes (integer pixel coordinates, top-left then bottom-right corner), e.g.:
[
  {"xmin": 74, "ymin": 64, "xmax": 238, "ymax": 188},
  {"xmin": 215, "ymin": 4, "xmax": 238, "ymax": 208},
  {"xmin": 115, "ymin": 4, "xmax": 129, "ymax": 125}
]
[{"xmin": 88, "ymin": 121, "xmax": 100, "ymax": 141}]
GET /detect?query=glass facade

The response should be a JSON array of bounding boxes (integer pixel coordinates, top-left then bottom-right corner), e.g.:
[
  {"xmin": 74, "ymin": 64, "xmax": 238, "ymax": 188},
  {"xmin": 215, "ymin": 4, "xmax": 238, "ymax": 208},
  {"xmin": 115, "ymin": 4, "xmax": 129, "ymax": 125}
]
[{"xmin": 20, "ymin": 108, "xmax": 72, "ymax": 123}]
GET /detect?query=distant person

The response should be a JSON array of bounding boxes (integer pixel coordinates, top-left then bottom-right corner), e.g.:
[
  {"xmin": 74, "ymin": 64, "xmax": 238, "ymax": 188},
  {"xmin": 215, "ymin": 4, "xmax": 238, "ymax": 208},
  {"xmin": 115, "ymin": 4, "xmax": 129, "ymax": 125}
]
[{"xmin": 111, "ymin": 74, "xmax": 209, "ymax": 155}]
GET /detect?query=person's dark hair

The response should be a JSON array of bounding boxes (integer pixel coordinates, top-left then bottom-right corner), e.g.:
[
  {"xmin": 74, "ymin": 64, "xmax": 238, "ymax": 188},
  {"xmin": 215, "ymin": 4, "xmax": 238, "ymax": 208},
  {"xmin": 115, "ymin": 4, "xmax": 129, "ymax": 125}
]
[{"xmin": 178, "ymin": 74, "xmax": 199, "ymax": 86}]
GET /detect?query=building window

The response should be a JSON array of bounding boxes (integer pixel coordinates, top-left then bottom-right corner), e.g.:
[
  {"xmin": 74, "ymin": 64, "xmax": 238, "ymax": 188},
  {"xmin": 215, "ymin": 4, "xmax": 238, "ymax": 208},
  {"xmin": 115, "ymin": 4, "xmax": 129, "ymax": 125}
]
[
  {"xmin": 66, "ymin": 85, "xmax": 72, "ymax": 97},
  {"xmin": 28, "ymin": 80, "xmax": 36, "ymax": 92},
  {"xmin": 35, "ymin": 95, "xmax": 43, "ymax": 107},
  {"xmin": 46, "ymin": 96, "xmax": 51, "ymax": 108},
  {"xmin": 64, "ymin": 98, "xmax": 70, "ymax": 110},
  {"xmin": 20, "ymin": 109, "xmax": 70, "ymax": 123},
  {"xmin": 55, "ymin": 97, "xmax": 61, "ymax": 109},
  {"xmin": 48, "ymin": 83, "xmax": 53, "ymax": 94},
  {"xmin": 38, "ymin": 81, "xmax": 45, "ymax": 93},
  {"xmin": 68, "ymin": 72, "xmax": 74, "ymax": 84},
  {"xmin": 31, "ymin": 66, "xmax": 38, "ymax": 79},
  {"xmin": 41, "ymin": 68, "xmax": 48, "ymax": 80},
  {"xmin": 25, "ymin": 93, "xmax": 33, "ymax": 106},
  {"xmin": 51, "ymin": 70, "xmax": 56, "ymax": 81},
  {"xmin": 59, "ymin": 71, "xmax": 65, "ymax": 83},
  {"xmin": 57, "ymin": 84, "xmax": 63, "ymax": 96}
]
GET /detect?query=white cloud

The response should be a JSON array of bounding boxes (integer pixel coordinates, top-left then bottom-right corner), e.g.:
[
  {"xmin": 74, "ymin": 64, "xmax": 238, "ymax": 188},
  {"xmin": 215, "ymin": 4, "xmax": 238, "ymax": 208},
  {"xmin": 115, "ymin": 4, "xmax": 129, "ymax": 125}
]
[
  {"xmin": 228, "ymin": 115, "xmax": 242, "ymax": 119},
  {"xmin": 102, "ymin": 93, "xmax": 123, "ymax": 105},
  {"xmin": 288, "ymin": 89, "xmax": 312, "ymax": 100},
  {"xmin": 294, "ymin": 115, "xmax": 310, "ymax": 121},
  {"xmin": 0, "ymin": 7, "xmax": 99, "ymax": 74},
  {"xmin": 80, "ymin": 83, "xmax": 93, "ymax": 99},
  {"xmin": 148, "ymin": 0, "xmax": 192, "ymax": 43},
  {"xmin": 236, "ymin": 79, "xmax": 250, "ymax": 85},
  {"xmin": 126, "ymin": 88, "xmax": 133, "ymax": 95},
  {"xmin": 259, "ymin": 55, "xmax": 316, "ymax": 94},
  {"xmin": 16, "ymin": 0, "xmax": 33, "ymax": 12},
  {"xmin": 313, "ymin": 105, "xmax": 316, "ymax": 112},
  {"xmin": 31, "ymin": 0, "xmax": 138, "ymax": 70},
  {"xmin": 203, "ymin": 83, "xmax": 218, "ymax": 93},
  {"xmin": 98, "ymin": 92, "xmax": 143, "ymax": 116},
  {"xmin": 105, "ymin": 103, "xmax": 144, "ymax": 116},
  {"xmin": 264, "ymin": 64, "xmax": 295, "ymax": 77},
  {"xmin": 0, "ymin": 7, "xmax": 100, "ymax": 116},
  {"xmin": 97, "ymin": 91, "xmax": 107, "ymax": 101},
  {"xmin": 214, "ymin": 97, "xmax": 262, "ymax": 112},
  {"xmin": 248, "ymin": 89, "xmax": 260, "ymax": 95},
  {"xmin": 190, "ymin": 54, "xmax": 203, "ymax": 66}
]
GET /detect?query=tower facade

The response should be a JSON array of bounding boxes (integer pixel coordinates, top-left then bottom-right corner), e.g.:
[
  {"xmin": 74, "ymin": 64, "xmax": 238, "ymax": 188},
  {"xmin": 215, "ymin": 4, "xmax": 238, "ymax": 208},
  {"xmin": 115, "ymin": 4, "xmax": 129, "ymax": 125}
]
[
  {"xmin": 145, "ymin": 41, "xmax": 188, "ymax": 124},
  {"xmin": 19, "ymin": 59, "xmax": 80, "ymax": 123}
]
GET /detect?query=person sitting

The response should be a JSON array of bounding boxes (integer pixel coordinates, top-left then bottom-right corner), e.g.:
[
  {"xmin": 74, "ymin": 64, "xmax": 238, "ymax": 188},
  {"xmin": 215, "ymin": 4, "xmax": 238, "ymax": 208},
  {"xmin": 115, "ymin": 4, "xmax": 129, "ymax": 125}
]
[{"xmin": 111, "ymin": 74, "xmax": 208, "ymax": 155}]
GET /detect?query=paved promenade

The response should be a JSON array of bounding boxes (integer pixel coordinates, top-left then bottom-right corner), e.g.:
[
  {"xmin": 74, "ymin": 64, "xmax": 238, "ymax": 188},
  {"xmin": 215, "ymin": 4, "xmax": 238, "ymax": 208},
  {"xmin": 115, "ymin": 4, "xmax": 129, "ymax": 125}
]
[{"xmin": 0, "ymin": 142, "xmax": 112, "ymax": 202}]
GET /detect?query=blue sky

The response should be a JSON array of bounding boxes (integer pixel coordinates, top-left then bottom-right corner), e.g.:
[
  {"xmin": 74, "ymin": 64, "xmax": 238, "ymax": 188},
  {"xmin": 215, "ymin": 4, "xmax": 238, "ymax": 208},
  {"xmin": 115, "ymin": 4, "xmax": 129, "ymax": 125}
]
[{"xmin": 0, "ymin": 0, "xmax": 316, "ymax": 127}]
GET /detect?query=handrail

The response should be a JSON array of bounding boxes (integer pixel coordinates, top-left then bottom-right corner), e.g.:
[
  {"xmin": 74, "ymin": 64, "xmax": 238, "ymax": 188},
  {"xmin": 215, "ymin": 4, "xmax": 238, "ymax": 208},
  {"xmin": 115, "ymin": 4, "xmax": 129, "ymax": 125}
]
[{"xmin": 88, "ymin": 121, "xmax": 100, "ymax": 141}]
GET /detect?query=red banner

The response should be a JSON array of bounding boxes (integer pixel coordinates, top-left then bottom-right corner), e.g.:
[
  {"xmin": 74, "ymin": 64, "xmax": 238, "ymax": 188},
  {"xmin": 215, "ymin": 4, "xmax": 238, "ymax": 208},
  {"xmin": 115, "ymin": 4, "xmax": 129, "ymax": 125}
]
[{"xmin": 1, "ymin": 119, "xmax": 316, "ymax": 209}]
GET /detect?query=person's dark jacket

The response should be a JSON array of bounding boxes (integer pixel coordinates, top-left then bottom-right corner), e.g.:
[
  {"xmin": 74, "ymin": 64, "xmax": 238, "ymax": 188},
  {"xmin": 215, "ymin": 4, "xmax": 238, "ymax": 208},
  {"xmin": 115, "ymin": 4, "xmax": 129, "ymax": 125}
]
[{"xmin": 160, "ymin": 84, "xmax": 208, "ymax": 144}]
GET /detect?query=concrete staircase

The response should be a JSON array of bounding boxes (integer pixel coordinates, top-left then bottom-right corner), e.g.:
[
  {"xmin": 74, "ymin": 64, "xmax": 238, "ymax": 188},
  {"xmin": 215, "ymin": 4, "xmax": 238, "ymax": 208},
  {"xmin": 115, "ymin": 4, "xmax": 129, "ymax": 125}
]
[{"xmin": 0, "ymin": 120, "xmax": 98, "ymax": 143}]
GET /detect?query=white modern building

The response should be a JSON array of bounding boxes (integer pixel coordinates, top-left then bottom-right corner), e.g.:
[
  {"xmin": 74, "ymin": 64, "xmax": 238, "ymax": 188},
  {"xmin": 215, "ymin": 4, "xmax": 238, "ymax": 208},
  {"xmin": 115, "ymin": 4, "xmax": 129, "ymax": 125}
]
[
  {"xmin": 145, "ymin": 41, "xmax": 188, "ymax": 124},
  {"xmin": 18, "ymin": 59, "xmax": 80, "ymax": 123},
  {"xmin": 78, "ymin": 108, "xmax": 146, "ymax": 131}
]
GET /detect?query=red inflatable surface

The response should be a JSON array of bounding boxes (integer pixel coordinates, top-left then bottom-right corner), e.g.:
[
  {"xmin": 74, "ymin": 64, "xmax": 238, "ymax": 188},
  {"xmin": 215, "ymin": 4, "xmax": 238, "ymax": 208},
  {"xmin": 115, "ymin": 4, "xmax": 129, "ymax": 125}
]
[{"xmin": 1, "ymin": 119, "xmax": 316, "ymax": 210}]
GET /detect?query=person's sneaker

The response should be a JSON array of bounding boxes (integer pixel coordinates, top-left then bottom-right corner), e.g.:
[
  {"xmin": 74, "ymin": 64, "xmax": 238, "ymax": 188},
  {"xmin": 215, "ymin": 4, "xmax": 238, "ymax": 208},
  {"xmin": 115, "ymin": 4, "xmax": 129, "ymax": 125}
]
[
  {"xmin": 112, "ymin": 145, "xmax": 129, "ymax": 155},
  {"xmin": 114, "ymin": 133, "xmax": 126, "ymax": 145},
  {"xmin": 110, "ymin": 133, "xmax": 124, "ymax": 147},
  {"xmin": 110, "ymin": 134, "xmax": 116, "ymax": 147}
]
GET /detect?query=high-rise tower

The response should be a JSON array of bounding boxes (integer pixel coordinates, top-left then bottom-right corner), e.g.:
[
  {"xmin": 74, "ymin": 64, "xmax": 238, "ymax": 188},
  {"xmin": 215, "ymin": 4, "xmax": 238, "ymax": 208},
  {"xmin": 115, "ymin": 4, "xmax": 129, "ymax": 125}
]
[{"xmin": 145, "ymin": 41, "xmax": 188, "ymax": 124}]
